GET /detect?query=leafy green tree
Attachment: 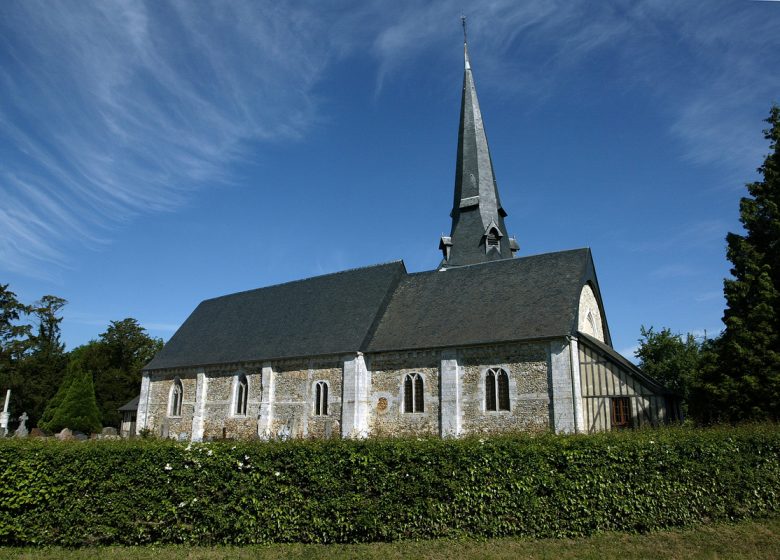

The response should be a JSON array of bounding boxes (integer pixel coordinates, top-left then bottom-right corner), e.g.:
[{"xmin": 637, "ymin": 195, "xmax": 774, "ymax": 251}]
[
  {"xmin": 717, "ymin": 105, "xmax": 780, "ymax": 421},
  {"xmin": 74, "ymin": 318, "xmax": 163, "ymax": 427},
  {"xmin": 635, "ymin": 326, "xmax": 701, "ymax": 412},
  {"xmin": 47, "ymin": 364, "xmax": 102, "ymax": 434}
]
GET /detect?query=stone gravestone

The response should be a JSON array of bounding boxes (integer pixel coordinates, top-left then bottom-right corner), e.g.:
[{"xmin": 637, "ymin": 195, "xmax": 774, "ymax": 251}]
[
  {"xmin": 29, "ymin": 428, "xmax": 46, "ymax": 438},
  {"xmin": 276, "ymin": 421, "xmax": 291, "ymax": 441},
  {"xmin": 73, "ymin": 431, "xmax": 88, "ymax": 441},
  {"xmin": 14, "ymin": 412, "xmax": 28, "ymax": 438},
  {"xmin": 56, "ymin": 428, "xmax": 73, "ymax": 440},
  {"xmin": 101, "ymin": 427, "xmax": 118, "ymax": 436},
  {"xmin": 0, "ymin": 389, "xmax": 10, "ymax": 437}
]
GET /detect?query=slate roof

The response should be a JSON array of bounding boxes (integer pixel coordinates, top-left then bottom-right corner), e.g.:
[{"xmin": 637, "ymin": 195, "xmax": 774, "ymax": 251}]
[
  {"xmin": 366, "ymin": 248, "xmax": 601, "ymax": 352},
  {"xmin": 144, "ymin": 261, "xmax": 406, "ymax": 370},
  {"xmin": 443, "ymin": 44, "xmax": 515, "ymax": 267},
  {"xmin": 145, "ymin": 249, "xmax": 607, "ymax": 371},
  {"xmin": 118, "ymin": 395, "xmax": 139, "ymax": 412}
]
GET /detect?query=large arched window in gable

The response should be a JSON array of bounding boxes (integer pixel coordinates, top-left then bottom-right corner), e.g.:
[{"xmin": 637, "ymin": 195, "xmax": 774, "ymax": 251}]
[
  {"xmin": 403, "ymin": 373, "xmax": 424, "ymax": 413},
  {"xmin": 577, "ymin": 283, "xmax": 605, "ymax": 342},
  {"xmin": 169, "ymin": 378, "xmax": 183, "ymax": 417},
  {"xmin": 485, "ymin": 368, "xmax": 510, "ymax": 412},
  {"xmin": 314, "ymin": 381, "xmax": 329, "ymax": 416},
  {"xmin": 235, "ymin": 373, "xmax": 248, "ymax": 416}
]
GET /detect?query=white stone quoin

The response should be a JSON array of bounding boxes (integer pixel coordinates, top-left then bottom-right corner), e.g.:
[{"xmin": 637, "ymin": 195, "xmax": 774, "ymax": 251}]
[
  {"xmin": 135, "ymin": 372, "xmax": 151, "ymax": 436},
  {"xmin": 549, "ymin": 340, "xmax": 577, "ymax": 433},
  {"xmin": 190, "ymin": 371, "xmax": 208, "ymax": 442},
  {"xmin": 341, "ymin": 353, "xmax": 371, "ymax": 438},
  {"xmin": 439, "ymin": 350, "xmax": 462, "ymax": 437},
  {"xmin": 257, "ymin": 362, "xmax": 274, "ymax": 439}
]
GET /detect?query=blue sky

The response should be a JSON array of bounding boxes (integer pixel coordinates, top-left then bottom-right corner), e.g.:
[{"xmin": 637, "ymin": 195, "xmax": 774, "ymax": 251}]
[{"xmin": 1, "ymin": 0, "xmax": 779, "ymax": 359}]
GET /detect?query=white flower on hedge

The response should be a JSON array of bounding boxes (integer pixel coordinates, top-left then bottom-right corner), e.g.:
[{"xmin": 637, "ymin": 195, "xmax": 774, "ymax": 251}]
[
  {"xmin": 244, "ymin": 455, "xmax": 250, "ymax": 461},
  {"xmin": 274, "ymin": 471, "xmax": 280, "ymax": 477},
  {"xmin": 178, "ymin": 501, "xmax": 186, "ymax": 508},
  {"xmin": 164, "ymin": 463, "xmax": 173, "ymax": 471},
  {"xmin": 207, "ymin": 449, "xmax": 213, "ymax": 456}
]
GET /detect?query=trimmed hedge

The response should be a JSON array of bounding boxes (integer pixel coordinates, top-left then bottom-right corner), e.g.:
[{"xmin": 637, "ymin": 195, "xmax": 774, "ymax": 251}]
[{"xmin": 0, "ymin": 425, "xmax": 778, "ymax": 546}]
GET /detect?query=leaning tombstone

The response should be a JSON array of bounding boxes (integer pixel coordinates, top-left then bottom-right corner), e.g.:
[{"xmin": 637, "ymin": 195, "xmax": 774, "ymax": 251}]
[
  {"xmin": 13, "ymin": 412, "xmax": 29, "ymax": 438},
  {"xmin": 56, "ymin": 428, "xmax": 73, "ymax": 440}
]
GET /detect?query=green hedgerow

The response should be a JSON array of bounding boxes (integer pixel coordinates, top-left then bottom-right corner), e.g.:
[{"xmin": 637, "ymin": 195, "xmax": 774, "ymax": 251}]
[{"xmin": 0, "ymin": 424, "xmax": 778, "ymax": 546}]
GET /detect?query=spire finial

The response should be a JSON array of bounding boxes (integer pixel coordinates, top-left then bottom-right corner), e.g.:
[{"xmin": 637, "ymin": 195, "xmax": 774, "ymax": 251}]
[{"xmin": 461, "ymin": 15, "xmax": 467, "ymax": 44}]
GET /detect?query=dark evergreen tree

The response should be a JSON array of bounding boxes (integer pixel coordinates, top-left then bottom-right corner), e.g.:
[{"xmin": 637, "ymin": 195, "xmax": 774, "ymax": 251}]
[
  {"xmin": 47, "ymin": 364, "xmax": 102, "ymax": 434},
  {"xmin": 19, "ymin": 295, "xmax": 69, "ymax": 426},
  {"xmin": 717, "ymin": 105, "xmax": 780, "ymax": 421},
  {"xmin": 38, "ymin": 363, "xmax": 76, "ymax": 433}
]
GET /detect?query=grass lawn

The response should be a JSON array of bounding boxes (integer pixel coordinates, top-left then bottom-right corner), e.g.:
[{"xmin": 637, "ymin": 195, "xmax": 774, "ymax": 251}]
[{"xmin": 3, "ymin": 517, "xmax": 779, "ymax": 560}]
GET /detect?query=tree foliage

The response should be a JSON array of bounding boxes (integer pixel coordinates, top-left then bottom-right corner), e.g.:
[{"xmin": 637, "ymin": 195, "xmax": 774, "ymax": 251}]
[
  {"xmin": 716, "ymin": 105, "xmax": 780, "ymax": 421},
  {"xmin": 0, "ymin": 282, "xmax": 162, "ymax": 430},
  {"xmin": 635, "ymin": 326, "xmax": 701, "ymax": 408},
  {"xmin": 81, "ymin": 318, "xmax": 163, "ymax": 427},
  {"xmin": 46, "ymin": 364, "xmax": 102, "ymax": 434},
  {"xmin": 0, "ymin": 284, "xmax": 32, "ymax": 371},
  {"xmin": 0, "ymin": 287, "xmax": 68, "ymax": 427}
]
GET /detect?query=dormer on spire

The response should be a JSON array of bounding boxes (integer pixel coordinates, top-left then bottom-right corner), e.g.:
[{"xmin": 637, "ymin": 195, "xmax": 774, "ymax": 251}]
[{"xmin": 439, "ymin": 38, "xmax": 518, "ymax": 269}]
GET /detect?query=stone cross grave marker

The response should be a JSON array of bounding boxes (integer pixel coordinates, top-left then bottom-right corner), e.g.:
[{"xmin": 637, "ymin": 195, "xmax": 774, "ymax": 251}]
[{"xmin": 14, "ymin": 412, "xmax": 28, "ymax": 438}]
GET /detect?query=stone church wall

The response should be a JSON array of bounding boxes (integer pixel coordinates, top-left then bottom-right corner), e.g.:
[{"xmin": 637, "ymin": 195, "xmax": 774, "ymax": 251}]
[
  {"xmin": 369, "ymin": 350, "xmax": 440, "ymax": 437},
  {"xmin": 201, "ymin": 367, "xmax": 262, "ymax": 440},
  {"xmin": 269, "ymin": 358, "xmax": 342, "ymax": 439},
  {"xmin": 145, "ymin": 370, "xmax": 197, "ymax": 440},
  {"xmin": 459, "ymin": 342, "xmax": 551, "ymax": 435},
  {"xmin": 142, "ymin": 340, "xmax": 556, "ymax": 441}
]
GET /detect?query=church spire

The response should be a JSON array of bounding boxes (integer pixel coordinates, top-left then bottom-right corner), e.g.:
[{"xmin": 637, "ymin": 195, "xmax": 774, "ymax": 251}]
[{"xmin": 439, "ymin": 34, "xmax": 518, "ymax": 269}]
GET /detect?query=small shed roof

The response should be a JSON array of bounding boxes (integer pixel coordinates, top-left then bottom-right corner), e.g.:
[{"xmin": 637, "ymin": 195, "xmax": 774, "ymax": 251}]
[{"xmin": 118, "ymin": 395, "xmax": 140, "ymax": 412}]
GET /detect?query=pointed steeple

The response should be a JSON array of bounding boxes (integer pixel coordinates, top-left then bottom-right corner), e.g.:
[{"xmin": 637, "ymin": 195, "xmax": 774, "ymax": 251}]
[{"xmin": 439, "ymin": 40, "xmax": 518, "ymax": 269}]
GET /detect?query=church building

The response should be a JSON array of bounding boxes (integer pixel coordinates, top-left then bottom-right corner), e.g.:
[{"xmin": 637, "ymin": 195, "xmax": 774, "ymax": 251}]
[{"xmin": 137, "ymin": 42, "xmax": 680, "ymax": 441}]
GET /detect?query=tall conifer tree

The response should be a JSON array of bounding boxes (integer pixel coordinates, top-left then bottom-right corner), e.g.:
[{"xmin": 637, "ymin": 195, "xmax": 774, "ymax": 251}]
[{"xmin": 718, "ymin": 105, "xmax": 780, "ymax": 421}]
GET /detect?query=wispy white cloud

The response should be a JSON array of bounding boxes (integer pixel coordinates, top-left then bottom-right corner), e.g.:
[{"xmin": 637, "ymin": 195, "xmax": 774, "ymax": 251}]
[
  {"xmin": 0, "ymin": 0, "xmax": 333, "ymax": 276},
  {"xmin": 370, "ymin": 0, "xmax": 780, "ymax": 174},
  {"xmin": 2, "ymin": 1, "xmax": 778, "ymax": 278},
  {"xmin": 619, "ymin": 220, "xmax": 728, "ymax": 253}
]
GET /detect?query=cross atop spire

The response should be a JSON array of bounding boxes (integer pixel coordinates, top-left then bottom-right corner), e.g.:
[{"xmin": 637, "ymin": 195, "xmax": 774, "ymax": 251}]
[{"xmin": 439, "ymin": 33, "xmax": 518, "ymax": 269}]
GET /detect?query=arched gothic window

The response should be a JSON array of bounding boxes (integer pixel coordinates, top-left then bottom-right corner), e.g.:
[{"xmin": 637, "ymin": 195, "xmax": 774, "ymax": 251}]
[
  {"xmin": 485, "ymin": 368, "xmax": 510, "ymax": 411},
  {"xmin": 403, "ymin": 373, "xmax": 424, "ymax": 413},
  {"xmin": 235, "ymin": 373, "xmax": 248, "ymax": 416},
  {"xmin": 314, "ymin": 381, "xmax": 329, "ymax": 416},
  {"xmin": 169, "ymin": 378, "xmax": 183, "ymax": 417}
]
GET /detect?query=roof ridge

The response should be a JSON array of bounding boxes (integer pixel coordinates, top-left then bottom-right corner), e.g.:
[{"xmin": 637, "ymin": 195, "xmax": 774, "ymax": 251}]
[
  {"xmin": 202, "ymin": 260, "xmax": 407, "ymax": 303},
  {"xmin": 423, "ymin": 247, "xmax": 590, "ymax": 275}
]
